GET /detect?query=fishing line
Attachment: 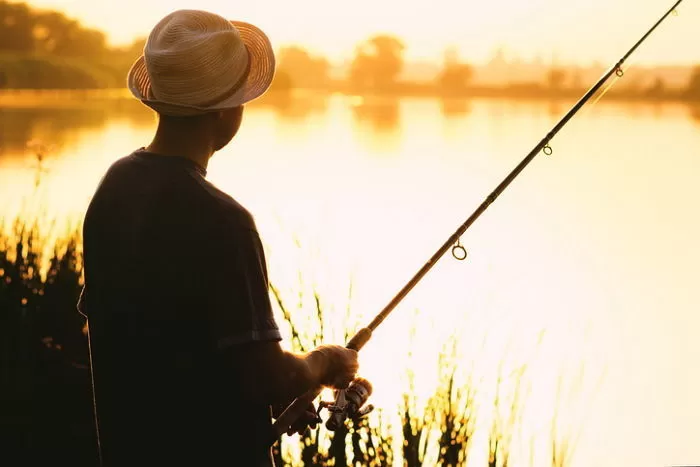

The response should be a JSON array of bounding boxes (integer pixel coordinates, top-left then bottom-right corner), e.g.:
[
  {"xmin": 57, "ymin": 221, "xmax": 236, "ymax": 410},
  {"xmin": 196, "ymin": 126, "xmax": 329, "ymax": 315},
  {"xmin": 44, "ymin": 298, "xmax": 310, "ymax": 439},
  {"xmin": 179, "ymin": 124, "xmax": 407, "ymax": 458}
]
[
  {"xmin": 582, "ymin": 5, "xmax": 681, "ymax": 116},
  {"xmin": 85, "ymin": 320, "xmax": 103, "ymax": 467}
]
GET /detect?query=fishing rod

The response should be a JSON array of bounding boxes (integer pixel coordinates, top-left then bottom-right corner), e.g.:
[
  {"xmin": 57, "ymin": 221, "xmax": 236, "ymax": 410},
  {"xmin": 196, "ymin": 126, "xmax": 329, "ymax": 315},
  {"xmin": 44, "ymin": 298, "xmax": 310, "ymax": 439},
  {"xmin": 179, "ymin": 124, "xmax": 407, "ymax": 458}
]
[{"xmin": 271, "ymin": 0, "xmax": 684, "ymax": 439}]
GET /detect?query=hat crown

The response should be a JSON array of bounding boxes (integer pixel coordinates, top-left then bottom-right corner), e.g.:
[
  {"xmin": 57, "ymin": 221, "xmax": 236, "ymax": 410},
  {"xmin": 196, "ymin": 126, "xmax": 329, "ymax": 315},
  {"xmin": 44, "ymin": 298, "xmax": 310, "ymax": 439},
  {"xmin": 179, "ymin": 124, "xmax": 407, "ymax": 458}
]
[
  {"xmin": 148, "ymin": 10, "xmax": 235, "ymax": 50},
  {"xmin": 127, "ymin": 9, "xmax": 275, "ymax": 116},
  {"xmin": 143, "ymin": 10, "xmax": 249, "ymax": 107}
]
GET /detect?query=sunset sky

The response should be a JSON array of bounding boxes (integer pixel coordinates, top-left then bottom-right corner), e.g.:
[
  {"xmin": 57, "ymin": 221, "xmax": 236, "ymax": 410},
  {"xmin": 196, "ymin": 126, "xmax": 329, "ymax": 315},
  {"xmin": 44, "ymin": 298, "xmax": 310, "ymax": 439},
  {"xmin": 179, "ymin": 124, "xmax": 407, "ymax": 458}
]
[{"xmin": 24, "ymin": 0, "xmax": 700, "ymax": 65}]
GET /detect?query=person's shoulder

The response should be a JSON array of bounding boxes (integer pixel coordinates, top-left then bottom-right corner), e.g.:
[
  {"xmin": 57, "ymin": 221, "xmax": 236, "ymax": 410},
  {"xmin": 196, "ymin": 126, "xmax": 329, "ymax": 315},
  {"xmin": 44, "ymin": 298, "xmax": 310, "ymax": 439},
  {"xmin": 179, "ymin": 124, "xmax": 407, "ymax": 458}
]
[
  {"xmin": 97, "ymin": 150, "xmax": 146, "ymax": 183},
  {"xmin": 86, "ymin": 152, "xmax": 141, "ymax": 201},
  {"xmin": 190, "ymin": 177, "xmax": 257, "ymax": 231}
]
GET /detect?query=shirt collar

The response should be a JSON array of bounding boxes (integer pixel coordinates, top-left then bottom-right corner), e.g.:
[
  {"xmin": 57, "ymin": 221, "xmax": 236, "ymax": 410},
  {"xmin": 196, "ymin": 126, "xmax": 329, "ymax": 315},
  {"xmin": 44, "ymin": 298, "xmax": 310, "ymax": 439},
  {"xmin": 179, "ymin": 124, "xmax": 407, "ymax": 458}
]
[{"xmin": 134, "ymin": 148, "xmax": 207, "ymax": 177}]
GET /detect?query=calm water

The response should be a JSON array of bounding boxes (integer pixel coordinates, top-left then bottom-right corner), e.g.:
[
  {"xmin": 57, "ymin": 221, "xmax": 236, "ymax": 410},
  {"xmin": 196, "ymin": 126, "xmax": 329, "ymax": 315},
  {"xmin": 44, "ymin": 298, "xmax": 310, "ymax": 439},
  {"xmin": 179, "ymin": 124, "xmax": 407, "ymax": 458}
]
[{"xmin": 1, "ymin": 91, "xmax": 699, "ymax": 466}]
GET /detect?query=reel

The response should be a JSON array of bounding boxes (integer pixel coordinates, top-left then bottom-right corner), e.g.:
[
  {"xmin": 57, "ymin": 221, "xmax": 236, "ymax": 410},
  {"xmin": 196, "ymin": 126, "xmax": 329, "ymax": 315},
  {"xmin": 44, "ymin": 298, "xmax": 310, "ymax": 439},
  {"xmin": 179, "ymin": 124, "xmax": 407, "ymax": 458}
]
[{"xmin": 318, "ymin": 377, "xmax": 374, "ymax": 431}]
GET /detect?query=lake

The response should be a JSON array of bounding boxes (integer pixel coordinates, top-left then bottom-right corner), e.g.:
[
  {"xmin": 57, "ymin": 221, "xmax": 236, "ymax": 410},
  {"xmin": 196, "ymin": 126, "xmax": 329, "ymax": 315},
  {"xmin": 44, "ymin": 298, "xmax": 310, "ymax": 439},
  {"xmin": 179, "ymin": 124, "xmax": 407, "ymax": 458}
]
[{"xmin": 1, "ymin": 90, "xmax": 699, "ymax": 466}]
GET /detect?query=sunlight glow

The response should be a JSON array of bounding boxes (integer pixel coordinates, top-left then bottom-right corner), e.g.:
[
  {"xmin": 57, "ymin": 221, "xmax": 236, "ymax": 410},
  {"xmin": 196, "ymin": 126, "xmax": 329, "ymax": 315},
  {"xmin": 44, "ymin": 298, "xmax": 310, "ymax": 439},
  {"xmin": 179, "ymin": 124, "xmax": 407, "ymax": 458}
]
[{"xmin": 24, "ymin": 0, "xmax": 700, "ymax": 65}]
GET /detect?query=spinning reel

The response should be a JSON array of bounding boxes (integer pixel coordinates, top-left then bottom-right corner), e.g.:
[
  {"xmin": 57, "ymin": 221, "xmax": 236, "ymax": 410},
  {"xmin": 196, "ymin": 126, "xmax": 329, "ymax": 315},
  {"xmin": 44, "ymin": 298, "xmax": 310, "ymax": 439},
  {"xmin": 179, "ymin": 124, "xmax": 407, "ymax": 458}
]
[{"xmin": 318, "ymin": 377, "xmax": 374, "ymax": 431}]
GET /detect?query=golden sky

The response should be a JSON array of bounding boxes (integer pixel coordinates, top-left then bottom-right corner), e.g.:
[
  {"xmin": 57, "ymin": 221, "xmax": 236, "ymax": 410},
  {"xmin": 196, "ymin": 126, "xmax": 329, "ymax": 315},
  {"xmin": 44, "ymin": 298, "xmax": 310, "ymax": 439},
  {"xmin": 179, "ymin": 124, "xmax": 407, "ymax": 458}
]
[{"xmin": 24, "ymin": 0, "xmax": 700, "ymax": 64}]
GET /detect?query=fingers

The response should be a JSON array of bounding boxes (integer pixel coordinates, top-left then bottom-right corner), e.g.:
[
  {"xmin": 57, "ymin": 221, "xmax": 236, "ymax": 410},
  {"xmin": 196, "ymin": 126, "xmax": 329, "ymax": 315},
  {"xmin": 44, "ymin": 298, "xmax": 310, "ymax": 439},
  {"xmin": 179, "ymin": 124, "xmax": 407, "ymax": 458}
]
[
  {"xmin": 330, "ymin": 348, "xmax": 358, "ymax": 389},
  {"xmin": 285, "ymin": 408, "xmax": 320, "ymax": 436},
  {"xmin": 331, "ymin": 374, "xmax": 354, "ymax": 390},
  {"xmin": 302, "ymin": 417, "xmax": 318, "ymax": 434},
  {"xmin": 310, "ymin": 345, "xmax": 360, "ymax": 389}
]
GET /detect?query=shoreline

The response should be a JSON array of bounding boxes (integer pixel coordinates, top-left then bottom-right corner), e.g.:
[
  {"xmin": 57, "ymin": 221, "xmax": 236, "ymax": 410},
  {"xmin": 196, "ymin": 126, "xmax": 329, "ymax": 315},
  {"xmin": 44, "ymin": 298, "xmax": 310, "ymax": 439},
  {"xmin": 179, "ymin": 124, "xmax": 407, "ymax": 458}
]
[{"xmin": 1, "ymin": 86, "xmax": 697, "ymax": 109}]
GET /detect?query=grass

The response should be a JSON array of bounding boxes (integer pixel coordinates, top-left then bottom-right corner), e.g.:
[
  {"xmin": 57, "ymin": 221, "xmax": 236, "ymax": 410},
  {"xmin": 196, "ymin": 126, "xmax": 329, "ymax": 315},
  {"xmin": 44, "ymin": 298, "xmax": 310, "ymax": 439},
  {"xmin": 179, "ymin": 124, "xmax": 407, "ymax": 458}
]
[
  {"xmin": 0, "ymin": 218, "xmax": 577, "ymax": 466},
  {"xmin": 0, "ymin": 220, "xmax": 95, "ymax": 466}
]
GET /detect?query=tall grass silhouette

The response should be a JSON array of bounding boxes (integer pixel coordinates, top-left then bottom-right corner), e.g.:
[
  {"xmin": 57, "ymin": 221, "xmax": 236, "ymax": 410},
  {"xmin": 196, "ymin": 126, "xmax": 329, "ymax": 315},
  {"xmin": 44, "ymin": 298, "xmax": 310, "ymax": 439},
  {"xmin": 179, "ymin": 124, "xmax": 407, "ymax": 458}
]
[{"xmin": 0, "ymin": 219, "xmax": 577, "ymax": 466}]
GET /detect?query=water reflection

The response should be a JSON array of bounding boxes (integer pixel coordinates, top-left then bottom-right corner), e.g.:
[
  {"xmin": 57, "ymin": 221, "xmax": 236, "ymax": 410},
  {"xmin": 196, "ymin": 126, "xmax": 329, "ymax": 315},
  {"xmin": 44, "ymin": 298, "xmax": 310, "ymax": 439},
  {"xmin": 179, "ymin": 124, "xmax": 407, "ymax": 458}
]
[
  {"xmin": 350, "ymin": 96, "xmax": 401, "ymax": 153},
  {"xmin": 256, "ymin": 91, "xmax": 329, "ymax": 122},
  {"xmin": 439, "ymin": 97, "xmax": 472, "ymax": 117},
  {"xmin": 0, "ymin": 99, "xmax": 153, "ymax": 155},
  {"xmin": 689, "ymin": 103, "xmax": 700, "ymax": 123},
  {"xmin": 351, "ymin": 96, "xmax": 400, "ymax": 132},
  {"xmin": 1, "ymin": 94, "xmax": 700, "ymax": 467},
  {"xmin": 0, "ymin": 92, "xmax": 336, "ymax": 157},
  {"xmin": 547, "ymin": 99, "xmax": 565, "ymax": 118}
]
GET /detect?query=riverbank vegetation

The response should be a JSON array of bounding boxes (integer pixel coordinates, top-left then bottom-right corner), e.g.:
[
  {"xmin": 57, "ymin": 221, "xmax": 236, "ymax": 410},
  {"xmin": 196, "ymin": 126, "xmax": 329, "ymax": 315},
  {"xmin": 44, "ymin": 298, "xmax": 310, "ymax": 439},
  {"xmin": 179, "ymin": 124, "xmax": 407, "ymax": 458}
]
[{"xmin": 0, "ymin": 217, "xmax": 579, "ymax": 466}]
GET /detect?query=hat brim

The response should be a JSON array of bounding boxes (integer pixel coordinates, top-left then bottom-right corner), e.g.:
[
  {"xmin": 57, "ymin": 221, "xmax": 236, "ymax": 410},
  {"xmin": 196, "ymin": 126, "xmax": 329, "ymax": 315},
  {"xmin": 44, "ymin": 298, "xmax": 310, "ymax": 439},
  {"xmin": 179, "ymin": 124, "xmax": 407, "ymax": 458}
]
[{"xmin": 127, "ymin": 20, "xmax": 276, "ymax": 117}]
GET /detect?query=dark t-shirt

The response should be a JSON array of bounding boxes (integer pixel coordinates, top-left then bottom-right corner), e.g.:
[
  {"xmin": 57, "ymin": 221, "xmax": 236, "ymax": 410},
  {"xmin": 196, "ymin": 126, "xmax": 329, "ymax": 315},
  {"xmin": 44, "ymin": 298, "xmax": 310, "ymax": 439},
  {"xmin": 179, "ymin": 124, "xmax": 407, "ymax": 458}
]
[{"xmin": 81, "ymin": 149, "xmax": 281, "ymax": 466}]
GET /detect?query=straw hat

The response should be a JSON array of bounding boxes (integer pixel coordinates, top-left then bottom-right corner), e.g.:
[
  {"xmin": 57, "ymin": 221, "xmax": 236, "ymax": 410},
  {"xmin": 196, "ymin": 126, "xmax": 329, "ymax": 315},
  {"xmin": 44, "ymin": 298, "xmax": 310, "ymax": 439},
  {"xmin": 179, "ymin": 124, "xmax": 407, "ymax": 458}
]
[{"xmin": 127, "ymin": 9, "xmax": 276, "ymax": 116}]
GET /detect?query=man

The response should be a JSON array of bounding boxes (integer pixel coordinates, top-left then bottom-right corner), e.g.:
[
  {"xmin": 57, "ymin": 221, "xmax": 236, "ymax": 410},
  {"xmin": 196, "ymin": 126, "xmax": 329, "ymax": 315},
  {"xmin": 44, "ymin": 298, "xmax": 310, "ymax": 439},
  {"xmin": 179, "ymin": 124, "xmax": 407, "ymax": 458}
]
[{"xmin": 79, "ymin": 10, "xmax": 359, "ymax": 466}]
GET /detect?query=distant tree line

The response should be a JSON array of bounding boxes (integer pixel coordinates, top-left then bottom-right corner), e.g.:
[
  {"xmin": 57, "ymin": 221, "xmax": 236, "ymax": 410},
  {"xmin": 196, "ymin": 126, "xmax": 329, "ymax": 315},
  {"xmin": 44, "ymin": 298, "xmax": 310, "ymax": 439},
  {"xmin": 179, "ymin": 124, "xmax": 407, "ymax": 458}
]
[
  {"xmin": 234, "ymin": 33, "xmax": 700, "ymax": 101},
  {"xmin": 2, "ymin": 0, "xmax": 700, "ymax": 100},
  {"xmin": 685, "ymin": 66, "xmax": 700, "ymax": 100},
  {"xmin": 0, "ymin": 1, "xmax": 474, "ymax": 95},
  {"xmin": 0, "ymin": 1, "xmax": 145, "ymax": 89},
  {"xmin": 272, "ymin": 35, "xmax": 474, "ymax": 97}
]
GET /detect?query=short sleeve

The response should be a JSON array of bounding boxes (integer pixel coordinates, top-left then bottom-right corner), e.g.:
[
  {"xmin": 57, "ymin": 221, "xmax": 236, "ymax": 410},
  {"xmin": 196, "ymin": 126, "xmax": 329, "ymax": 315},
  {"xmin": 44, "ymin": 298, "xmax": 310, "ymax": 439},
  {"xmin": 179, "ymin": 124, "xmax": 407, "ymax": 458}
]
[{"xmin": 205, "ymin": 223, "xmax": 282, "ymax": 351}]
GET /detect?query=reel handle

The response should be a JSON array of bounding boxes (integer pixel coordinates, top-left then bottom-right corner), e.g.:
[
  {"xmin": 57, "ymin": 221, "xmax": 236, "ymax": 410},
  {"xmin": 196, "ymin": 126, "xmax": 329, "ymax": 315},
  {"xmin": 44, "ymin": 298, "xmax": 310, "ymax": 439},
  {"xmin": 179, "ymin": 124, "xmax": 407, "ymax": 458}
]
[{"xmin": 271, "ymin": 327, "xmax": 373, "ymax": 440}]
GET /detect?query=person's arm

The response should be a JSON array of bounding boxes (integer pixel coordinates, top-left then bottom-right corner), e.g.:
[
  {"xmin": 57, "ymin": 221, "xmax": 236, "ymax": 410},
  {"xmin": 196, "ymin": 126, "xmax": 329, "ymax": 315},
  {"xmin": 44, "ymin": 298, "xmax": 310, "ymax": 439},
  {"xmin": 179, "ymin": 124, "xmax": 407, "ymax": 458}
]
[
  {"xmin": 205, "ymin": 219, "xmax": 357, "ymax": 407},
  {"xmin": 226, "ymin": 341, "xmax": 316, "ymax": 407},
  {"xmin": 225, "ymin": 340, "xmax": 357, "ymax": 408}
]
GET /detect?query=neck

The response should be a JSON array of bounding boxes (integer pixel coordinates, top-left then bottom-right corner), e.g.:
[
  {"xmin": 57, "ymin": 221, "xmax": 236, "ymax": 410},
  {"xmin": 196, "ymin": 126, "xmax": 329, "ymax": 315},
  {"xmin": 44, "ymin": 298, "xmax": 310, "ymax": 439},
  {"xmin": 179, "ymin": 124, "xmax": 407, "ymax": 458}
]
[{"xmin": 146, "ymin": 116, "xmax": 214, "ymax": 171}]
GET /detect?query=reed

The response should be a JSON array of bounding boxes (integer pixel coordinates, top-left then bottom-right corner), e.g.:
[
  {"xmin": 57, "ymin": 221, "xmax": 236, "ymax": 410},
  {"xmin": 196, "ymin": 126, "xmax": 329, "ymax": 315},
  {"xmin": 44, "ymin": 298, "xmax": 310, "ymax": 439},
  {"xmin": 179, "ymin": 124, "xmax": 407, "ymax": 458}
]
[{"xmin": 0, "ymin": 221, "xmax": 575, "ymax": 466}]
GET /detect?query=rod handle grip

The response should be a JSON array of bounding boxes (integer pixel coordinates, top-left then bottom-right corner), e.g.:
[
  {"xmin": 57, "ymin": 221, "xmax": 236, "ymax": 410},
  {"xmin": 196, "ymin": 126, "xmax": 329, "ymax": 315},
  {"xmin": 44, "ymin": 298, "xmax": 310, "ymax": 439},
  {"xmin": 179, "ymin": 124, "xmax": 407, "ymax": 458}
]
[
  {"xmin": 346, "ymin": 327, "xmax": 372, "ymax": 351},
  {"xmin": 271, "ymin": 386, "xmax": 323, "ymax": 440}
]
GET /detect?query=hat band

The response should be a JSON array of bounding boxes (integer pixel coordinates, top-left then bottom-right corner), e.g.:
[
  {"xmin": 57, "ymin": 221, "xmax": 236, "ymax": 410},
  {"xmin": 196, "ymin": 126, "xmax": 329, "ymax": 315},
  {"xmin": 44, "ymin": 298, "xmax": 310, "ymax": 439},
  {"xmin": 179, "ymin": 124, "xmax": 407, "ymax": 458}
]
[{"xmin": 195, "ymin": 46, "xmax": 252, "ymax": 108}]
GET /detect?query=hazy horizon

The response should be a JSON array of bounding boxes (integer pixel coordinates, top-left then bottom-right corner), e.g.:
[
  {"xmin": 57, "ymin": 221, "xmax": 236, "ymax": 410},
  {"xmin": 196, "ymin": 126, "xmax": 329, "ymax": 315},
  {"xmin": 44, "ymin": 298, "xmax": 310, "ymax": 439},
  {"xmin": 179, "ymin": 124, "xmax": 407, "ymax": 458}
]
[{"xmin": 19, "ymin": 0, "xmax": 700, "ymax": 66}]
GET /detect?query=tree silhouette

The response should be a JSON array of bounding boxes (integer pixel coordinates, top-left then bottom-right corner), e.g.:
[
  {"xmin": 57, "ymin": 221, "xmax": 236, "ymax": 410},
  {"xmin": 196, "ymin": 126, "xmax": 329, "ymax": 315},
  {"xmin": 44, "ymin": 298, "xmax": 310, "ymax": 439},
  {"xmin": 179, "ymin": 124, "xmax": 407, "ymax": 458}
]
[
  {"xmin": 349, "ymin": 34, "xmax": 405, "ymax": 91},
  {"xmin": 685, "ymin": 65, "xmax": 700, "ymax": 101},
  {"xmin": 546, "ymin": 68, "xmax": 567, "ymax": 90},
  {"xmin": 0, "ymin": 2, "xmax": 107, "ymax": 57},
  {"xmin": 268, "ymin": 69, "xmax": 293, "ymax": 94},
  {"xmin": 436, "ymin": 47, "xmax": 473, "ymax": 96},
  {"xmin": 277, "ymin": 46, "xmax": 330, "ymax": 89},
  {"xmin": 0, "ymin": 1, "xmax": 34, "ymax": 53},
  {"xmin": 103, "ymin": 36, "xmax": 147, "ymax": 78},
  {"xmin": 0, "ymin": 1, "xmax": 147, "ymax": 89},
  {"xmin": 644, "ymin": 77, "xmax": 666, "ymax": 98}
]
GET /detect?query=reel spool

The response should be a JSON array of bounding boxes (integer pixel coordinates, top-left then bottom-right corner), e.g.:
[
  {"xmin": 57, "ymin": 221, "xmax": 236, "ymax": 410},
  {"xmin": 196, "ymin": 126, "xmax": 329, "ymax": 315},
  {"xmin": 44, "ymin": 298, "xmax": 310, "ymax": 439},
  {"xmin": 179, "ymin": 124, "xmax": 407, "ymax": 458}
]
[{"xmin": 320, "ymin": 377, "xmax": 374, "ymax": 431}]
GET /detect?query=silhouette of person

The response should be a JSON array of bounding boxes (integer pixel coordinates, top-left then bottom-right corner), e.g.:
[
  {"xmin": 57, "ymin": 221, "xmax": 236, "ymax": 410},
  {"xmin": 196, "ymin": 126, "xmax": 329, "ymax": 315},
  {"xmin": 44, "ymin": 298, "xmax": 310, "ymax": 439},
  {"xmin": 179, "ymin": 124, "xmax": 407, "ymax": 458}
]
[{"xmin": 78, "ymin": 10, "xmax": 358, "ymax": 467}]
